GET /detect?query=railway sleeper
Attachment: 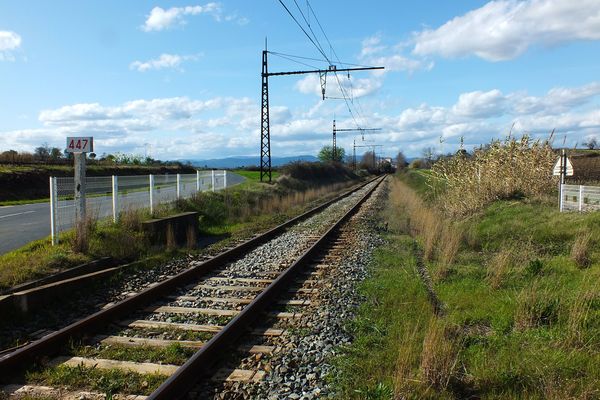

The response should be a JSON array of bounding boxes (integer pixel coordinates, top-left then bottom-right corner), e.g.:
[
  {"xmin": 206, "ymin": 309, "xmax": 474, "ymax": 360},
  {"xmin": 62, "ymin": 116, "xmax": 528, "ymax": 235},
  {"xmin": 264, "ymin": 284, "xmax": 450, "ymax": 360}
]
[
  {"xmin": 117, "ymin": 320, "xmax": 285, "ymax": 337},
  {"xmin": 2, "ymin": 384, "xmax": 148, "ymax": 400}
]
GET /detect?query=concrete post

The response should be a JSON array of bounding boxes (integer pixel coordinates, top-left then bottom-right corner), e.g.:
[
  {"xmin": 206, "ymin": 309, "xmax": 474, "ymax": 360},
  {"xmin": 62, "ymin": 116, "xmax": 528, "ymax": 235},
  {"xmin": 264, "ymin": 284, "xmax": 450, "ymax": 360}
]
[
  {"xmin": 579, "ymin": 185, "xmax": 584, "ymax": 212},
  {"xmin": 50, "ymin": 177, "xmax": 58, "ymax": 245},
  {"xmin": 196, "ymin": 170, "xmax": 200, "ymax": 192},
  {"xmin": 149, "ymin": 174, "xmax": 155, "ymax": 214},
  {"xmin": 112, "ymin": 175, "xmax": 118, "ymax": 223},
  {"xmin": 176, "ymin": 173, "xmax": 181, "ymax": 200},
  {"xmin": 74, "ymin": 152, "xmax": 86, "ymax": 225},
  {"xmin": 223, "ymin": 170, "xmax": 227, "ymax": 188},
  {"xmin": 211, "ymin": 170, "xmax": 215, "ymax": 192}
]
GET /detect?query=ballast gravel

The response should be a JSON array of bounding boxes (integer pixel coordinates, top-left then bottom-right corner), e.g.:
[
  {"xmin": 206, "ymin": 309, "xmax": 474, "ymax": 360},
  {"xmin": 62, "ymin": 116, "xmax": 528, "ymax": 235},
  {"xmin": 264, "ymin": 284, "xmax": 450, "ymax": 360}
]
[{"xmin": 195, "ymin": 178, "xmax": 388, "ymax": 399}]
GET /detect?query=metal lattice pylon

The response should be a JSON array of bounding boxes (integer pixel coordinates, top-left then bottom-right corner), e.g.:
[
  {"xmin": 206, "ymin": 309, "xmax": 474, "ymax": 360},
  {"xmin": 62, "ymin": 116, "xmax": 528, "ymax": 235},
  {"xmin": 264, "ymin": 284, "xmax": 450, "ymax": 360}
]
[{"xmin": 260, "ymin": 50, "xmax": 272, "ymax": 183}]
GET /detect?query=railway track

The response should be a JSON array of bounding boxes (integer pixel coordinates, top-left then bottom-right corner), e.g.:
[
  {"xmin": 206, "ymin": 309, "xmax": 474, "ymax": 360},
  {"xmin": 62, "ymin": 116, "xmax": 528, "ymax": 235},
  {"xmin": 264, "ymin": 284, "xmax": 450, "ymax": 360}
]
[{"xmin": 0, "ymin": 176, "xmax": 385, "ymax": 400}]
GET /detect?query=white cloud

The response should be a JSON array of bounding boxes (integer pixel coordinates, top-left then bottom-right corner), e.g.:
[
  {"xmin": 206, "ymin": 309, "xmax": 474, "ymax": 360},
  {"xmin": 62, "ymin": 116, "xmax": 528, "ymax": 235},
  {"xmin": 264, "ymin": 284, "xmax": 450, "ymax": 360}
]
[
  {"xmin": 510, "ymin": 82, "xmax": 600, "ymax": 114},
  {"xmin": 0, "ymin": 30, "xmax": 22, "ymax": 61},
  {"xmin": 142, "ymin": 3, "xmax": 248, "ymax": 32},
  {"xmin": 453, "ymin": 89, "xmax": 508, "ymax": 118},
  {"xmin": 129, "ymin": 53, "xmax": 201, "ymax": 72},
  {"xmin": 359, "ymin": 34, "xmax": 432, "ymax": 74},
  {"xmin": 4, "ymin": 81, "xmax": 600, "ymax": 159},
  {"xmin": 413, "ymin": 0, "xmax": 600, "ymax": 61}
]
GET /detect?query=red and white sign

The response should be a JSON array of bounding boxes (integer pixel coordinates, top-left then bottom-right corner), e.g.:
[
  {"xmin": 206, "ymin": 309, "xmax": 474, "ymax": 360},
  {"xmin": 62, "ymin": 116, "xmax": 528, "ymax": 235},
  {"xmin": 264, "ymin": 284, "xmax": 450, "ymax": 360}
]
[{"xmin": 66, "ymin": 137, "xmax": 93, "ymax": 153}]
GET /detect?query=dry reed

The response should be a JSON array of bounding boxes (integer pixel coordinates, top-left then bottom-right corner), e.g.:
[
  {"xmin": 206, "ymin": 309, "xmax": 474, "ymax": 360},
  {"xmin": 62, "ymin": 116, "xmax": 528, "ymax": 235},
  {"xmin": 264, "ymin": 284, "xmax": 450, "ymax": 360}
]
[{"xmin": 431, "ymin": 135, "xmax": 557, "ymax": 216}]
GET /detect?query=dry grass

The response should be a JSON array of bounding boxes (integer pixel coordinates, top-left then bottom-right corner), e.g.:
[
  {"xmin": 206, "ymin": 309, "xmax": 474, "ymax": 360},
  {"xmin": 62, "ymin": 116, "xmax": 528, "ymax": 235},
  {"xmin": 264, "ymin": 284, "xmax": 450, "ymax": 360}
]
[
  {"xmin": 514, "ymin": 280, "xmax": 561, "ymax": 330},
  {"xmin": 71, "ymin": 216, "xmax": 97, "ymax": 254},
  {"xmin": 571, "ymin": 230, "xmax": 593, "ymax": 268},
  {"xmin": 393, "ymin": 322, "xmax": 425, "ymax": 397},
  {"xmin": 438, "ymin": 224, "xmax": 462, "ymax": 278},
  {"xmin": 485, "ymin": 246, "xmax": 515, "ymax": 289},
  {"xmin": 389, "ymin": 178, "xmax": 462, "ymax": 277},
  {"xmin": 419, "ymin": 318, "xmax": 461, "ymax": 390}
]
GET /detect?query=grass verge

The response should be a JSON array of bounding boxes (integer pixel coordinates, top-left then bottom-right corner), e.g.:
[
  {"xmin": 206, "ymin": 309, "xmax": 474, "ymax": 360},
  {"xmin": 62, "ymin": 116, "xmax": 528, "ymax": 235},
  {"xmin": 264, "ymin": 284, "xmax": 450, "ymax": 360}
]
[{"xmin": 332, "ymin": 174, "xmax": 600, "ymax": 399}]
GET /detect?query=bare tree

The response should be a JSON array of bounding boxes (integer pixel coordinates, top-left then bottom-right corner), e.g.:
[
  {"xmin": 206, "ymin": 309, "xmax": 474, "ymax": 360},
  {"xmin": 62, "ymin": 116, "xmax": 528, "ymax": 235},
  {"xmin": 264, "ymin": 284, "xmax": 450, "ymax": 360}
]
[
  {"xmin": 34, "ymin": 143, "xmax": 51, "ymax": 161},
  {"xmin": 584, "ymin": 137, "xmax": 598, "ymax": 150},
  {"xmin": 360, "ymin": 151, "xmax": 376, "ymax": 169},
  {"xmin": 396, "ymin": 151, "xmax": 407, "ymax": 170}
]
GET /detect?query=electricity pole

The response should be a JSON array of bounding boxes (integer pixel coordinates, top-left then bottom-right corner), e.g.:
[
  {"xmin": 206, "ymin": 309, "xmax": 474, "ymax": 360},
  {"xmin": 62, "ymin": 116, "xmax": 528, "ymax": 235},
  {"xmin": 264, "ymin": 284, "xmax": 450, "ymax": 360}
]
[
  {"xmin": 332, "ymin": 119, "xmax": 380, "ymax": 161},
  {"xmin": 260, "ymin": 45, "xmax": 384, "ymax": 182}
]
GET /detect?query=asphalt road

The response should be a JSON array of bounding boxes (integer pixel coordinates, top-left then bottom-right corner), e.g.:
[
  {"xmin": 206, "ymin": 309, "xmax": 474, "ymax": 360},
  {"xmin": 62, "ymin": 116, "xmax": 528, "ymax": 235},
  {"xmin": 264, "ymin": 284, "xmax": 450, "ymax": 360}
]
[{"xmin": 0, "ymin": 172, "xmax": 245, "ymax": 254}]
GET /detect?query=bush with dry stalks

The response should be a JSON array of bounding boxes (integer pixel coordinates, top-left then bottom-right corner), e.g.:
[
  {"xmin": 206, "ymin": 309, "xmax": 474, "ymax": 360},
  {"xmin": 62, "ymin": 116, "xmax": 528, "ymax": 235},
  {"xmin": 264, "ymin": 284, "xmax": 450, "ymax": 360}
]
[{"xmin": 430, "ymin": 136, "xmax": 557, "ymax": 216}]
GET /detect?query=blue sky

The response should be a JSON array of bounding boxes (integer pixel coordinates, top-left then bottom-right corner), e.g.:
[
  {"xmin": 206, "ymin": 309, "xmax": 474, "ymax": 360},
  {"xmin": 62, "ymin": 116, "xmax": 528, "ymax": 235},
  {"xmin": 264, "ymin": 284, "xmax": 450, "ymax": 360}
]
[{"xmin": 1, "ymin": 0, "xmax": 599, "ymax": 160}]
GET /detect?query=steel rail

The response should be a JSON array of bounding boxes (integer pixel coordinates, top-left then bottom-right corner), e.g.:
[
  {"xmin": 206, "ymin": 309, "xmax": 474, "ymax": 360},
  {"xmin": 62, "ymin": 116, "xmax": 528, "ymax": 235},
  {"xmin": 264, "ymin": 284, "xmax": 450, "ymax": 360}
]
[
  {"xmin": 147, "ymin": 175, "xmax": 385, "ymax": 399},
  {"xmin": 0, "ymin": 176, "xmax": 379, "ymax": 379}
]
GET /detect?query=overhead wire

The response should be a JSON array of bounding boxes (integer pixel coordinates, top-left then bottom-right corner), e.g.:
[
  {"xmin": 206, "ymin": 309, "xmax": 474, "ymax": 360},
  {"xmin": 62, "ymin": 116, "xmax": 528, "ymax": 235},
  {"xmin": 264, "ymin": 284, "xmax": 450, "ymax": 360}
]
[
  {"xmin": 276, "ymin": 0, "xmax": 329, "ymax": 61},
  {"xmin": 277, "ymin": 0, "xmax": 377, "ymax": 134}
]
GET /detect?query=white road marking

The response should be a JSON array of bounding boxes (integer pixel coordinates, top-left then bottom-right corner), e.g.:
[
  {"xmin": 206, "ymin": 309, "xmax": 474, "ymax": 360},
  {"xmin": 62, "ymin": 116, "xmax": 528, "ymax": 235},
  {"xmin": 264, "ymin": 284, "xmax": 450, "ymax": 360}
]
[{"xmin": 0, "ymin": 210, "xmax": 36, "ymax": 219}]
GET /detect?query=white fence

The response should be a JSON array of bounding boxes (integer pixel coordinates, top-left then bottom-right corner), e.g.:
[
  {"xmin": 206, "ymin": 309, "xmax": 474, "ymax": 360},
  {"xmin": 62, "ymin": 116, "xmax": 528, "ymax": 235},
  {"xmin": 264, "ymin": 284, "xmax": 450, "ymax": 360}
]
[
  {"xmin": 49, "ymin": 170, "xmax": 236, "ymax": 244},
  {"xmin": 560, "ymin": 184, "xmax": 600, "ymax": 212}
]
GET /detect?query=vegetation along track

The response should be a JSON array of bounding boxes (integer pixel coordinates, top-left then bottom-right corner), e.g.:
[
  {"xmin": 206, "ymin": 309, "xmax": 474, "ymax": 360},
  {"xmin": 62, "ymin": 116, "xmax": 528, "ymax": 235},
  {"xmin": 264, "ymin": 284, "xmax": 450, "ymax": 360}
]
[{"xmin": 0, "ymin": 176, "xmax": 385, "ymax": 400}]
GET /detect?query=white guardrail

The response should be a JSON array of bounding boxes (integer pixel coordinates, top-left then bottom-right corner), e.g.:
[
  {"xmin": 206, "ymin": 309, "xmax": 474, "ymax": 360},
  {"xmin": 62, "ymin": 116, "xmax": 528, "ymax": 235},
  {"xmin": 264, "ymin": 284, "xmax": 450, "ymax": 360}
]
[
  {"xmin": 560, "ymin": 184, "xmax": 600, "ymax": 212},
  {"xmin": 49, "ymin": 170, "xmax": 235, "ymax": 244}
]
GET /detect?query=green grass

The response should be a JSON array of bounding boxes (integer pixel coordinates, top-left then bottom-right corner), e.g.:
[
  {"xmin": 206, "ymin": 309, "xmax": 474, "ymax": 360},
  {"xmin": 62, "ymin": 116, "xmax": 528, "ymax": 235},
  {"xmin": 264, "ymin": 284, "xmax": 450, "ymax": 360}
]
[
  {"xmin": 26, "ymin": 364, "xmax": 165, "ymax": 396},
  {"xmin": 333, "ymin": 175, "xmax": 600, "ymax": 399},
  {"xmin": 233, "ymin": 169, "xmax": 280, "ymax": 182},
  {"xmin": 74, "ymin": 343, "xmax": 195, "ymax": 365},
  {"xmin": 331, "ymin": 236, "xmax": 435, "ymax": 399}
]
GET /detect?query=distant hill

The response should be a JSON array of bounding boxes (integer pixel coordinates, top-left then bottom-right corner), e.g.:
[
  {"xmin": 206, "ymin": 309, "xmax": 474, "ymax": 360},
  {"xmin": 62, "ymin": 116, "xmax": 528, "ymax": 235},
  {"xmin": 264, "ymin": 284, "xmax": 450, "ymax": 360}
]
[{"xmin": 183, "ymin": 155, "xmax": 318, "ymax": 169}]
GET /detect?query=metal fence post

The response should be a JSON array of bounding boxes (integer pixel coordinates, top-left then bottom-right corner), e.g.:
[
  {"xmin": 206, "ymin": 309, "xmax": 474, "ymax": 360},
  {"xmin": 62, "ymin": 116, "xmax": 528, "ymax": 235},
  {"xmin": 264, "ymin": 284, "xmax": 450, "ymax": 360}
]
[
  {"xmin": 223, "ymin": 170, "xmax": 227, "ymax": 189},
  {"xmin": 176, "ymin": 173, "xmax": 181, "ymax": 200},
  {"xmin": 579, "ymin": 185, "xmax": 584, "ymax": 212},
  {"xmin": 149, "ymin": 174, "xmax": 154, "ymax": 214},
  {"xmin": 196, "ymin": 170, "xmax": 200, "ymax": 191},
  {"xmin": 211, "ymin": 170, "xmax": 215, "ymax": 192},
  {"xmin": 49, "ymin": 177, "xmax": 58, "ymax": 245},
  {"xmin": 112, "ymin": 175, "xmax": 118, "ymax": 223}
]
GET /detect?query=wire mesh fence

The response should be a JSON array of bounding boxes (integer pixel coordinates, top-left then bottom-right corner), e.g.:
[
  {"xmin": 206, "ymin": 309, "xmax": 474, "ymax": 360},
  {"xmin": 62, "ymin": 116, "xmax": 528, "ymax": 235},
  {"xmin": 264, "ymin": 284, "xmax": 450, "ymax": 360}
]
[
  {"xmin": 560, "ymin": 184, "xmax": 600, "ymax": 212},
  {"xmin": 50, "ymin": 170, "xmax": 237, "ymax": 244}
]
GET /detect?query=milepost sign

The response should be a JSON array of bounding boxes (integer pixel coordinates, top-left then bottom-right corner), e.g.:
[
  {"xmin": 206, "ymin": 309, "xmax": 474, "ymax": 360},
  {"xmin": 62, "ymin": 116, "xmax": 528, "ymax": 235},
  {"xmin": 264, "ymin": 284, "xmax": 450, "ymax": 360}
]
[{"xmin": 66, "ymin": 136, "xmax": 94, "ymax": 153}]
